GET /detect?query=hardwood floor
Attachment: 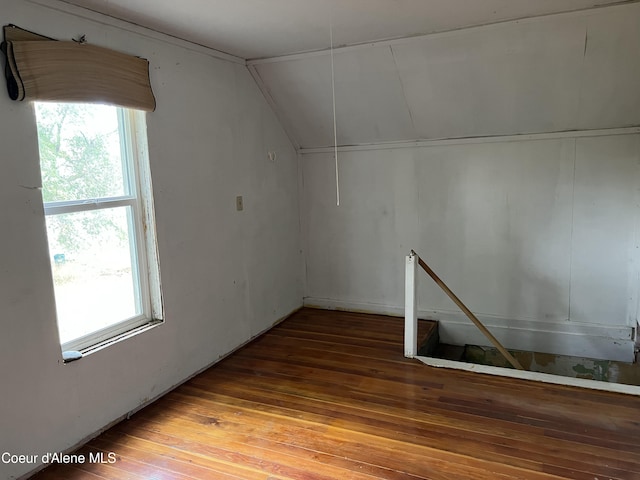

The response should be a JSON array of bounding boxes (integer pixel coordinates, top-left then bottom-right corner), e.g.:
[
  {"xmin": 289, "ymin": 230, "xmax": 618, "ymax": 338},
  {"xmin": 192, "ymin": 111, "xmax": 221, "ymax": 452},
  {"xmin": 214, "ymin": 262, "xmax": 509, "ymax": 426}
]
[{"xmin": 32, "ymin": 308, "xmax": 640, "ymax": 479}]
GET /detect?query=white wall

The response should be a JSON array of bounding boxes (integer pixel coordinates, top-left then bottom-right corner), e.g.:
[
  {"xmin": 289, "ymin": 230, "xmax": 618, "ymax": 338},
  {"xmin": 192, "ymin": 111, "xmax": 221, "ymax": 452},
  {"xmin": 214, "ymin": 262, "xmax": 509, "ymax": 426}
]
[
  {"xmin": 302, "ymin": 134, "xmax": 639, "ymax": 362},
  {"xmin": 0, "ymin": 1, "xmax": 302, "ymax": 479},
  {"xmin": 296, "ymin": 2, "xmax": 640, "ymax": 363}
]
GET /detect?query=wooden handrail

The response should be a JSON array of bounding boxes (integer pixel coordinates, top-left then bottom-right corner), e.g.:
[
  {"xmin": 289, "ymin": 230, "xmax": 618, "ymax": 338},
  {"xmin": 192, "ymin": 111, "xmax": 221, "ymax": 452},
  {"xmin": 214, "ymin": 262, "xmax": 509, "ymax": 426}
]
[{"xmin": 411, "ymin": 250, "xmax": 524, "ymax": 371}]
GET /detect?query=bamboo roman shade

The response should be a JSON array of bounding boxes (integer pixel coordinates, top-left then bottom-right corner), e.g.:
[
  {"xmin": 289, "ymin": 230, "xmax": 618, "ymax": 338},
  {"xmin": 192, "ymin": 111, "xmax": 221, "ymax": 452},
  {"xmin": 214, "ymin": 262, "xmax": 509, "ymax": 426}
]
[{"xmin": 1, "ymin": 25, "xmax": 155, "ymax": 111}]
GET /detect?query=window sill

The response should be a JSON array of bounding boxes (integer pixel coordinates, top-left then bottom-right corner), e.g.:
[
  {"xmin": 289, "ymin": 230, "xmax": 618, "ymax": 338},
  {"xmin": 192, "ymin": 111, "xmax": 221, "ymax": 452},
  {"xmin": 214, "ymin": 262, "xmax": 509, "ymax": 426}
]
[{"xmin": 62, "ymin": 319, "xmax": 163, "ymax": 363}]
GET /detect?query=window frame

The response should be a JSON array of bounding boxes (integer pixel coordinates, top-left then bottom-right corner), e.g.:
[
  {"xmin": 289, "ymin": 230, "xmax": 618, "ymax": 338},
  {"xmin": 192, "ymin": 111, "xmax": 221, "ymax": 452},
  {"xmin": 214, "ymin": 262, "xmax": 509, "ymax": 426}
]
[{"xmin": 37, "ymin": 104, "xmax": 162, "ymax": 353}]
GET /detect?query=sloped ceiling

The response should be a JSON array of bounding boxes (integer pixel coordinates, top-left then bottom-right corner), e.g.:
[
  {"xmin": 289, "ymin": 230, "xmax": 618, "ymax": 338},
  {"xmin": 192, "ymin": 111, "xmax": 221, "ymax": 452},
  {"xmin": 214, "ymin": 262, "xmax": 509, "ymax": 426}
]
[
  {"xmin": 64, "ymin": 0, "xmax": 628, "ymax": 59},
  {"xmin": 63, "ymin": 0, "xmax": 640, "ymax": 148},
  {"xmin": 253, "ymin": 3, "xmax": 640, "ymax": 148}
]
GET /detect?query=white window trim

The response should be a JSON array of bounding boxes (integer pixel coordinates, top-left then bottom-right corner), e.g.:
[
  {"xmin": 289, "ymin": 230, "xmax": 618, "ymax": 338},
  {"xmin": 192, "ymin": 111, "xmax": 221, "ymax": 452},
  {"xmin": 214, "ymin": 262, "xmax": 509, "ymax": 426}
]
[{"xmin": 126, "ymin": 108, "xmax": 163, "ymax": 323}]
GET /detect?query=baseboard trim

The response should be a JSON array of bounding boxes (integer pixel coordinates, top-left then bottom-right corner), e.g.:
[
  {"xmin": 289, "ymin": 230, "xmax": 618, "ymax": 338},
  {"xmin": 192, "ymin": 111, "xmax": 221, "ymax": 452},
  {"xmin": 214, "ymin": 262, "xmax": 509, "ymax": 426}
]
[{"xmin": 303, "ymin": 297, "xmax": 635, "ymax": 362}]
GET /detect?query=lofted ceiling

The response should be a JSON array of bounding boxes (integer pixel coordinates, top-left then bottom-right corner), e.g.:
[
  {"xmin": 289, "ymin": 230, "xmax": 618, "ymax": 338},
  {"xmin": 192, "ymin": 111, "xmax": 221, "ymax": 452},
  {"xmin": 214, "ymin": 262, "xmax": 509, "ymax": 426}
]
[
  {"xmin": 63, "ymin": 0, "xmax": 630, "ymax": 59},
  {"xmin": 253, "ymin": 2, "xmax": 640, "ymax": 148},
  {"xmin": 59, "ymin": 0, "xmax": 640, "ymax": 149}
]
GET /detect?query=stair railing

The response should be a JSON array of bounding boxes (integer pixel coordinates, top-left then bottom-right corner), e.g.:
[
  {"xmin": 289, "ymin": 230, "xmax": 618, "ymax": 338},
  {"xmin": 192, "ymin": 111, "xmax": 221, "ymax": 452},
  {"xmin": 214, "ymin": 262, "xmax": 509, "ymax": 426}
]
[{"xmin": 405, "ymin": 250, "xmax": 524, "ymax": 371}]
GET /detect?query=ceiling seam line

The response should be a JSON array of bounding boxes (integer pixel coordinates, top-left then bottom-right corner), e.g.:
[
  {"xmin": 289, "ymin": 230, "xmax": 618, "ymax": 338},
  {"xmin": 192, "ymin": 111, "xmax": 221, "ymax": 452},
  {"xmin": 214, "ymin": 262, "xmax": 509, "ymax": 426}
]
[
  {"xmin": 388, "ymin": 45, "xmax": 417, "ymax": 139},
  {"xmin": 246, "ymin": 0, "xmax": 640, "ymax": 65}
]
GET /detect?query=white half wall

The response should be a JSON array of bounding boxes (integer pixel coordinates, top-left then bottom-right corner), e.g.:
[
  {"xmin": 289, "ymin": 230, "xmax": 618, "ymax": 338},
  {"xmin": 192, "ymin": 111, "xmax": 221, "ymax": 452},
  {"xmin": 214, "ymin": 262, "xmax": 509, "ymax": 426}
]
[
  {"xmin": 302, "ymin": 134, "xmax": 640, "ymax": 362},
  {"xmin": 0, "ymin": 1, "xmax": 302, "ymax": 479}
]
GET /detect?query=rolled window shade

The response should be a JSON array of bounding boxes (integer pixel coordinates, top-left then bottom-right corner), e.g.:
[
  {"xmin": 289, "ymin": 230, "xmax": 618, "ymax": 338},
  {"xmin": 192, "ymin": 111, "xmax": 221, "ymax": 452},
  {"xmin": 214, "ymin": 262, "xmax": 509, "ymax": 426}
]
[
  {"xmin": 2, "ymin": 25, "xmax": 155, "ymax": 111},
  {"xmin": 2, "ymin": 25, "xmax": 50, "ymax": 101}
]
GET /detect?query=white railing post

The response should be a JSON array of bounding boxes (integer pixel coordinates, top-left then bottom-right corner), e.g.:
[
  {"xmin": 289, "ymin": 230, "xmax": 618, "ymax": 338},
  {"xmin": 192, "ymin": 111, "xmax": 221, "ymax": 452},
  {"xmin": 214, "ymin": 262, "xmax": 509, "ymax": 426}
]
[{"xmin": 405, "ymin": 252, "xmax": 418, "ymax": 357}]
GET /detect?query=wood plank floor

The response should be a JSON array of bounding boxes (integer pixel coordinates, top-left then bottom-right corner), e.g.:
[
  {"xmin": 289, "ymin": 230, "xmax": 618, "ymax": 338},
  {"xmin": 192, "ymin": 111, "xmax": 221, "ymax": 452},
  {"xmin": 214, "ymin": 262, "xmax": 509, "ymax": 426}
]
[{"xmin": 32, "ymin": 308, "xmax": 640, "ymax": 479}]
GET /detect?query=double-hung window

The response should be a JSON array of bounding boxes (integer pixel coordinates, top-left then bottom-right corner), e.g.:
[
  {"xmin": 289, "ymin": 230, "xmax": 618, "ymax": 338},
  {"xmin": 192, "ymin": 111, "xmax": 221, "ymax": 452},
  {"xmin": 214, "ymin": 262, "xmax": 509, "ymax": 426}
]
[{"xmin": 34, "ymin": 102, "xmax": 162, "ymax": 353}]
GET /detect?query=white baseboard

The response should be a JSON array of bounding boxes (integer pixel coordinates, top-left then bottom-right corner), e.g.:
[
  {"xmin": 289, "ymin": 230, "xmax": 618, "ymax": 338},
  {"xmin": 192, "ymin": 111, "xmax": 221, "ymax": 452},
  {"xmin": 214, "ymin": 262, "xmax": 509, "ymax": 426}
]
[{"xmin": 303, "ymin": 297, "xmax": 636, "ymax": 362}]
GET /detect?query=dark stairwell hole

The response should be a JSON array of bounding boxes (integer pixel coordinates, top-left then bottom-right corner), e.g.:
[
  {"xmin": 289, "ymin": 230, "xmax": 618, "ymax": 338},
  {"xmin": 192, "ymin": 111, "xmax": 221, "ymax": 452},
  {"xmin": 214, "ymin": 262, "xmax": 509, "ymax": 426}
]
[{"xmin": 417, "ymin": 321, "xmax": 640, "ymax": 386}]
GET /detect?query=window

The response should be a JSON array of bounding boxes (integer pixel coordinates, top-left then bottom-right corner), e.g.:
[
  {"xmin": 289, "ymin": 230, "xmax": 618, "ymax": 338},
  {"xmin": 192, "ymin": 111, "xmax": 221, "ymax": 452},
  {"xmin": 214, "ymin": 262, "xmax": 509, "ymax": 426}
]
[{"xmin": 35, "ymin": 103, "xmax": 162, "ymax": 353}]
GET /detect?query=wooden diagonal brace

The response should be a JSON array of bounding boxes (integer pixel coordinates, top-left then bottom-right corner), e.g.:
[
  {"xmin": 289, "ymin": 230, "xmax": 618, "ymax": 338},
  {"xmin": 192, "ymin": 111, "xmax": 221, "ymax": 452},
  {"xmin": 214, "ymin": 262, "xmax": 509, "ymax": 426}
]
[{"xmin": 411, "ymin": 250, "xmax": 524, "ymax": 371}]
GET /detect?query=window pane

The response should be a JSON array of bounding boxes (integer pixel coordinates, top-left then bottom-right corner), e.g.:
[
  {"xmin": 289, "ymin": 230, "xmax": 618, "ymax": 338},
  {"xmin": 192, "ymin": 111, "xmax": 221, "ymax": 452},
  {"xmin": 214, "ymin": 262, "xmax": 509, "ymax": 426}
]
[
  {"xmin": 46, "ymin": 207, "xmax": 141, "ymax": 344},
  {"xmin": 35, "ymin": 103, "xmax": 127, "ymax": 202}
]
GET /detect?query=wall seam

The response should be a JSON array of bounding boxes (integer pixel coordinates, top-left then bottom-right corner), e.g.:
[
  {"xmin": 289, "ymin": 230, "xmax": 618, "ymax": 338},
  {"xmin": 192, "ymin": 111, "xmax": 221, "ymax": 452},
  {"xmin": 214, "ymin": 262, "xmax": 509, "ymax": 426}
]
[{"xmin": 568, "ymin": 138, "xmax": 577, "ymax": 323}]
